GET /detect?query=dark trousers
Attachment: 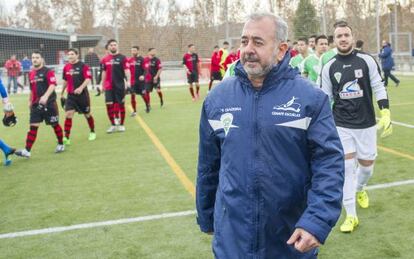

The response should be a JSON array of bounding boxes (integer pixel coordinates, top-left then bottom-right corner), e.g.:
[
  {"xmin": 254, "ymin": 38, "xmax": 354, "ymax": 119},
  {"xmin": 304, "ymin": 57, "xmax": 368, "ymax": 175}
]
[{"xmin": 383, "ymin": 69, "xmax": 400, "ymax": 86}]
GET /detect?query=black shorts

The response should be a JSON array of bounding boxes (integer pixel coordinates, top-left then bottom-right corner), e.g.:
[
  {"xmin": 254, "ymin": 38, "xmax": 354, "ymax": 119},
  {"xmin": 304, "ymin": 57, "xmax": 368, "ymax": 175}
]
[
  {"xmin": 187, "ymin": 72, "xmax": 199, "ymax": 84},
  {"xmin": 65, "ymin": 92, "xmax": 91, "ymax": 114},
  {"xmin": 211, "ymin": 71, "xmax": 222, "ymax": 81},
  {"xmin": 132, "ymin": 81, "xmax": 145, "ymax": 95},
  {"xmin": 30, "ymin": 102, "xmax": 59, "ymax": 125},
  {"xmin": 105, "ymin": 88, "xmax": 125, "ymax": 104},
  {"xmin": 144, "ymin": 79, "xmax": 161, "ymax": 92}
]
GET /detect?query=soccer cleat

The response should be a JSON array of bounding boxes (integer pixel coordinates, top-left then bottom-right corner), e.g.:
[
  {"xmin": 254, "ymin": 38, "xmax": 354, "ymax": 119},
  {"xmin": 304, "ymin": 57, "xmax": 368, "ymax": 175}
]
[
  {"xmin": 15, "ymin": 149, "xmax": 31, "ymax": 158},
  {"xmin": 55, "ymin": 144, "xmax": 65, "ymax": 153},
  {"xmin": 88, "ymin": 132, "xmax": 96, "ymax": 141},
  {"xmin": 106, "ymin": 125, "xmax": 117, "ymax": 134},
  {"xmin": 160, "ymin": 99, "xmax": 164, "ymax": 107},
  {"xmin": 340, "ymin": 216, "xmax": 359, "ymax": 233},
  {"xmin": 117, "ymin": 125, "xmax": 126, "ymax": 132},
  {"xmin": 145, "ymin": 105, "xmax": 151, "ymax": 113},
  {"xmin": 130, "ymin": 112, "xmax": 137, "ymax": 117},
  {"xmin": 63, "ymin": 137, "xmax": 71, "ymax": 146},
  {"xmin": 357, "ymin": 190, "xmax": 369, "ymax": 208}
]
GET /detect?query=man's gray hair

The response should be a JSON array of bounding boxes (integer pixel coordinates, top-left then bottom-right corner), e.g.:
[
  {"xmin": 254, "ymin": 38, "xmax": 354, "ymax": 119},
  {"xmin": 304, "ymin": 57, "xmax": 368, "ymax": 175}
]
[{"xmin": 246, "ymin": 12, "xmax": 288, "ymax": 42}]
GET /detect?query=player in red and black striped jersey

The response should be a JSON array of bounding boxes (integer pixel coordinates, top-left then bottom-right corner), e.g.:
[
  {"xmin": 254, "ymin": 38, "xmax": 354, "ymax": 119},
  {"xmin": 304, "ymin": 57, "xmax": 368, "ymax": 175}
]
[
  {"xmin": 208, "ymin": 45, "xmax": 222, "ymax": 91},
  {"xmin": 61, "ymin": 48, "xmax": 96, "ymax": 145},
  {"xmin": 128, "ymin": 46, "xmax": 148, "ymax": 116},
  {"xmin": 15, "ymin": 50, "xmax": 65, "ymax": 158},
  {"xmin": 143, "ymin": 48, "xmax": 163, "ymax": 112},
  {"xmin": 223, "ymin": 47, "xmax": 238, "ymax": 71},
  {"xmin": 183, "ymin": 44, "xmax": 201, "ymax": 101},
  {"xmin": 100, "ymin": 39, "xmax": 131, "ymax": 133}
]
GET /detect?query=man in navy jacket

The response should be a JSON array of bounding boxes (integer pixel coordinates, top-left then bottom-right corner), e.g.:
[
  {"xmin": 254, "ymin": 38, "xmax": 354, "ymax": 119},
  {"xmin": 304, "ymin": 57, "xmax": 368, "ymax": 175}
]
[
  {"xmin": 379, "ymin": 40, "xmax": 400, "ymax": 87},
  {"xmin": 196, "ymin": 12, "xmax": 345, "ymax": 258}
]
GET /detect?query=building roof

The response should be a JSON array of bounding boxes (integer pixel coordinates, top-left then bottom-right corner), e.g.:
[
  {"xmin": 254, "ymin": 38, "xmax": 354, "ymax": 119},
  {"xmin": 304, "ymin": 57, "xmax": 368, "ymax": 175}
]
[{"xmin": 0, "ymin": 27, "xmax": 102, "ymax": 42}]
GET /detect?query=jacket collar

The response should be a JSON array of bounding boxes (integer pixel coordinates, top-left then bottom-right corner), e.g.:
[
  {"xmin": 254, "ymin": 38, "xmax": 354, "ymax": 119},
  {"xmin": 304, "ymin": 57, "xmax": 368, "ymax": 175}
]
[{"xmin": 234, "ymin": 52, "xmax": 298, "ymax": 91}]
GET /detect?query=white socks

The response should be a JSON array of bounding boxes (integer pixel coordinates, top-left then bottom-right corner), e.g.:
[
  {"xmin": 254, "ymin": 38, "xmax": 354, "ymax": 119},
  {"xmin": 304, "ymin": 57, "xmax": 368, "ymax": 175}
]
[
  {"xmin": 343, "ymin": 158, "xmax": 357, "ymax": 217},
  {"xmin": 356, "ymin": 164, "xmax": 374, "ymax": 192}
]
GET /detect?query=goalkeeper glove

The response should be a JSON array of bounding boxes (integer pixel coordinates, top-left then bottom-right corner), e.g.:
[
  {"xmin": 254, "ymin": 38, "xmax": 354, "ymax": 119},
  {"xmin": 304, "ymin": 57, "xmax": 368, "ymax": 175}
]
[{"xmin": 377, "ymin": 108, "xmax": 392, "ymax": 138}]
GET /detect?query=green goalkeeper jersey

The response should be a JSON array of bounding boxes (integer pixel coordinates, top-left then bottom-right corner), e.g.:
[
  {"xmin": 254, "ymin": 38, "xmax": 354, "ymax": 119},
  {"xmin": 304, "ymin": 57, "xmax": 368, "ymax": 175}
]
[
  {"xmin": 289, "ymin": 54, "xmax": 305, "ymax": 72},
  {"xmin": 302, "ymin": 54, "xmax": 321, "ymax": 83},
  {"xmin": 320, "ymin": 48, "xmax": 338, "ymax": 66}
]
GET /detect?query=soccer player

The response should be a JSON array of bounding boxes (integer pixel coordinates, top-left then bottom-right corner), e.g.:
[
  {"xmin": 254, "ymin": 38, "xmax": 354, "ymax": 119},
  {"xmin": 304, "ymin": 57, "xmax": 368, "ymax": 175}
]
[
  {"xmin": 129, "ymin": 46, "xmax": 147, "ymax": 116},
  {"xmin": 320, "ymin": 35, "xmax": 337, "ymax": 67},
  {"xmin": 100, "ymin": 39, "xmax": 130, "ymax": 133},
  {"xmin": 302, "ymin": 35, "xmax": 329, "ymax": 83},
  {"xmin": 218, "ymin": 41, "xmax": 229, "ymax": 76},
  {"xmin": 208, "ymin": 45, "xmax": 222, "ymax": 91},
  {"xmin": 15, "ymin": 50, "xmax": 65, "ymax": 158},
  {"xmin": 355, "ymin": 39, "xmax": 364, "ymax": 51},
  {"xmin": 183, "ymin": 44, "xmax": 201, "ymax": 101},
  {"xmin": 223, "ymin": 46, "xmax": 238, "ymax": 71},
  {"xmin": 0, "ymin": 78, "xmax": 16, "ymax": 166},
  {"xmin": 289, "ymin": 37, "xmax": 310, "ymax": 72},
  {"xmin": 308, "ymin": 34, "xmax": 317, "ymax": 52},
  {"xmin": 61, "ymin": 48, "xmax": 96, "ymax": 145},
  {"xmin": 320, "ymin": 21, "xmax": 393, "ymax": 233},
  {"xmin": 143, "ymin": 48, "xmax": 163, "ymax": 112}
]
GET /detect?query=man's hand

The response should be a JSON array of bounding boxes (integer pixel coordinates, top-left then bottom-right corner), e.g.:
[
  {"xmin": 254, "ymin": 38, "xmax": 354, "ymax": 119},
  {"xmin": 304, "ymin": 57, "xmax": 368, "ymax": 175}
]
[
  {"xmin": 377, "ymin": 108, "xmax": 392, "ymax": 138},
  {"xmin": 139, "ymin": 75, "xmax": 144, "ymax": 81},
  {"xmin": 39, "ymin": 95, "xmax": 48, "ymax": 105},
  {"xmin": 74, "ymin": 88, "xmax": 83, "ymax": 95},
  {"xmin": 287, "ymin": 228, "xmax": 321, "ymax": 253},
  {"xmin": 153, "ymin": 77, "xmax": 158, "ymax": 83}
]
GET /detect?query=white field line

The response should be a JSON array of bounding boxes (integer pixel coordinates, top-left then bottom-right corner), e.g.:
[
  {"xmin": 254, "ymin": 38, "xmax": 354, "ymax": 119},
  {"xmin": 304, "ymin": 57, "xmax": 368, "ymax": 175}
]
[
  {"xmin": 366, "ymin": 179, "xmax": 414, "ymax": 190},
  {"xmin": 1, "ymin": 178, "xmax": 414, "ymax": 240},
  {"xmin": 376, "ymin": 117, "xmax": 414, "ymax": 129},
  {"xmin": 0, "ymin": 210, "xmax": 196, "ymax": 240}
]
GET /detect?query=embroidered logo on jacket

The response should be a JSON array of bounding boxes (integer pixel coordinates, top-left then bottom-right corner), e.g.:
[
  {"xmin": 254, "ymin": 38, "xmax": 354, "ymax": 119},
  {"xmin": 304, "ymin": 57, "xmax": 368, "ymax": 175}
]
[
  {"xmin": 273, "ymin": 96, "xmax": 301, "ymax": 113},
  {"xmin": 208, "ymin": 113, "xmax": 239, "ymax": 136}
]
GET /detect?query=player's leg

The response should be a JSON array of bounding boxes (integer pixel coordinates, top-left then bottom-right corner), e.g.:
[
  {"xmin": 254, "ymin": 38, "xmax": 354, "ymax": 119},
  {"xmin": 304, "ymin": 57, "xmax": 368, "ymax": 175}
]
[
  {"xmin": 84, "ymin": 113, "xmax": 96, "ymax": 141},
  {"xmin": 63, "ymin": 109, "xmax": 75, "ymax": 145},
  {"xmin": 155, "ymin": 80, "xmax": 163, "ymax": 107},
  {"xmin": 337, "ymin": 127, "xmax": 359, "ymax": 233},
  {"xmin": 195, "ymin": 74, "xmax": 200, "ymax": 100},
  {"xmin": 144, "ymin": 83, "xmax": 152, "ymax": 113},
  {"xmin": 105, "ymin": 90, "xmax": 116, "ymax": 133},
  {"xmin": 12, "ymin": 77, "xmax": 18, "ymax": 94},
  {"xmin": 0, "ymin": 138, "xmax": 15, "ymax": 166},
  {"xmin": 15, "ymin": 105, "xmax": 43, "ymax": 158},
  {"xmin": 46, "ymin": 102, "xmax": 64, "ymax": 153},
  {"xmin": 355, "ymin": 126, "xmax": 377, "ymax": 209},
  {"xmin": 131, "ymin": 92, "xmax": 137, "ymax": 115}
]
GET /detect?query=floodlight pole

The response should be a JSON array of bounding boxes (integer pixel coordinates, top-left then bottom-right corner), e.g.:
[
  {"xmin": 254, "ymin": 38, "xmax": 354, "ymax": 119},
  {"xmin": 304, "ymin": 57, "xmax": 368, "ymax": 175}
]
[
  {"xmin": 376, "ymin": 0, "xmax": 380, "ymax": 54},
  {"xmin": 113, "ymin": 0, "xmax": 119, "ymax": 42},
  {"xmin": 322, "ymin": 0, "xmax": 327, "ymax": 35},
  {"xmin": 224, "ymin": 0, "xmax": 229, "ymax": 42}
]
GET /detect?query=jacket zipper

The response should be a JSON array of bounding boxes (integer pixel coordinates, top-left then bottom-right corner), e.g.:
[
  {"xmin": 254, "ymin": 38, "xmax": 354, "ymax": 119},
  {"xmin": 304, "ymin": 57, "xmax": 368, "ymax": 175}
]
[{"xmin": 252, "ymin": 90, "xmax": 260, "ymax": 256}]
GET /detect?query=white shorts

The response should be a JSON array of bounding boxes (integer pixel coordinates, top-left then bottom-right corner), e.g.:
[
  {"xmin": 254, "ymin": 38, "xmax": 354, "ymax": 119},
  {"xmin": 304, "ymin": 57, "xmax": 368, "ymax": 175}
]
[{"xmin": 337, "ymin": 126, "xmax": 377, "ymax": 160}]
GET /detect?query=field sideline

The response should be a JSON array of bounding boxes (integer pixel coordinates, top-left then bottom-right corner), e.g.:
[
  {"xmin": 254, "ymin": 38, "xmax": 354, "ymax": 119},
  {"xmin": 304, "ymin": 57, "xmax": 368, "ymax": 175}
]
[{"xmin": 0, "ymin": 77, "xmax": 413, "ymax": 258}]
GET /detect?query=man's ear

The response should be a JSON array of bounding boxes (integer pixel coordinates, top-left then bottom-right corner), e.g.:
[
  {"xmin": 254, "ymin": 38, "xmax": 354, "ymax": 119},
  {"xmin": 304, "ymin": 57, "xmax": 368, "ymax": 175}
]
[{"xmin": 276, "ymin": 42, "xmax": 289, "ymax": 61}]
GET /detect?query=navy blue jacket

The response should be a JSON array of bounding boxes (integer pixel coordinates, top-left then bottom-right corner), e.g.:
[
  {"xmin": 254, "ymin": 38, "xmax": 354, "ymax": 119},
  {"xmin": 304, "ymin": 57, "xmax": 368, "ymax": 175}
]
[
  {"xmin": 379, "ymin": 45, "xmax": 395, "ymax": 70},
  {"xmin": 196, "ymin": 55, "xmax": 344, "ymax": 259}
]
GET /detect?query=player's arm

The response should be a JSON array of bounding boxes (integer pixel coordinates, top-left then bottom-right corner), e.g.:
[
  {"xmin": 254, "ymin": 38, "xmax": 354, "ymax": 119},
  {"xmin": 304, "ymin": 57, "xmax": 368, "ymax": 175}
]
[
  {"xmin": 123, "ymin": 59, "xmax": 131, "ymax": 88},
  {"xmin": 100, "ymin": 70, "xmax": 106, "ymax": 90},
  {"xmin": 366, "ymin": 55, "xmax": 392, "ymax": 137},
  {"xmin": 183, "ymin": 56, "xmax": 190, "ymax": 74},
  {"xmin": 302, "ymin": 59, "xmax": 309, "ymax": 78},
  {"xmin": 61, "ymin": 80, "xmax": 67, "ymax": 97},
  {"xmin": 154, "ymin": 61, "xmax": 162, "ymax": 80},
  {"xmin": 0, "ymin": 79, "xmax": 9, "ymax": 104},
  {"xmin": 196, "ymin": 100, "xmax": 221, "ymax": 235},
  {"xmin": 39, "ymin": 71, "xmax": 56, "ymax": 105}
]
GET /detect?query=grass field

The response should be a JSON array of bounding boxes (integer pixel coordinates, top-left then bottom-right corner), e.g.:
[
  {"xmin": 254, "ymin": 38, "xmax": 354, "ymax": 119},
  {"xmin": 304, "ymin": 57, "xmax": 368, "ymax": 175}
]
[{"xmin": 0, "ymin": 77, "xmax": 413, "ymax": 258}]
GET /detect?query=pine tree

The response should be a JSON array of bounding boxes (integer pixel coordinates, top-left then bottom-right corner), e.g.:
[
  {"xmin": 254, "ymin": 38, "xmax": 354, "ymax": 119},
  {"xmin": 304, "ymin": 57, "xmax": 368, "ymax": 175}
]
[{"xmin": 293, "ymin": 0, "xmax": 318, "ymax": 39}]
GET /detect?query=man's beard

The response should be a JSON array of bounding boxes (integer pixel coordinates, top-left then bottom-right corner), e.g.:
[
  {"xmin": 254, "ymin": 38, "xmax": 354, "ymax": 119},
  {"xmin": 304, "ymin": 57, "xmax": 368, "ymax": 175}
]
[
  {"xmin": 110, "ymin": 49, "xmax": 117, "ymax": 54},
  {"xmin": 338, "ymin": 44, "xmax": 352, "ymax": 54},
  {"xmin": 33, "ymin": 63, "xmax": 41, "ymax": 68},
  {"xmin": 242, "ymin": 51, "xmax": 277, "ymax": 78}
]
